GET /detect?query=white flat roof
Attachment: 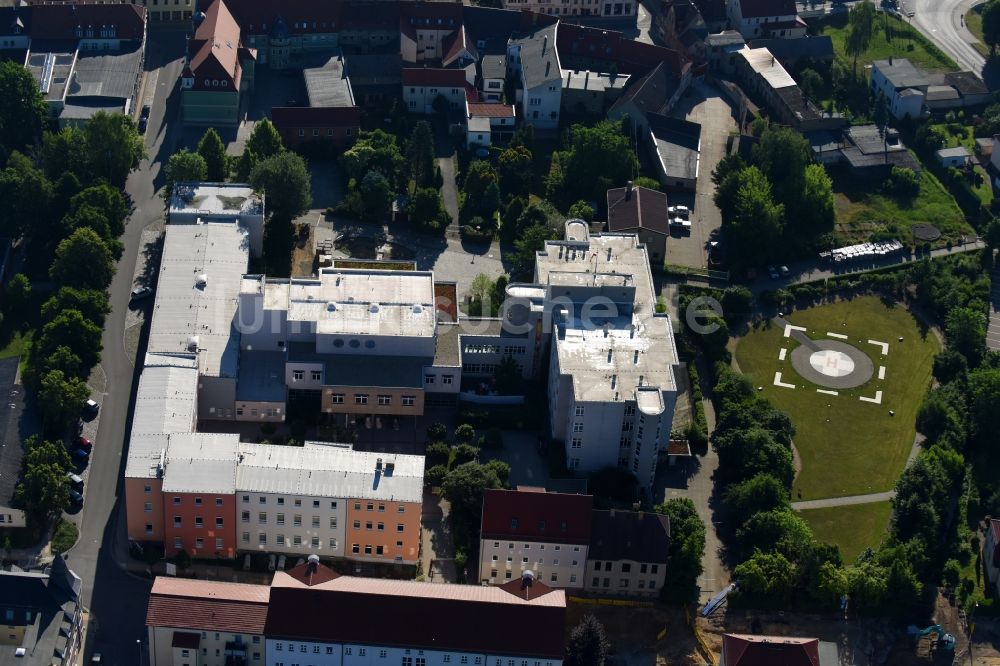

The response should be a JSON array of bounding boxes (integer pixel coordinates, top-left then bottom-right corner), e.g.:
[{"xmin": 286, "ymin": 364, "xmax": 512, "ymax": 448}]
[
  {"xmin": 169, "ymin": 182, "xmax": 263, "ymax": 218},
  {"xmin": 124, "ymin": 353, "xmax": 199, "ymax": 479},
  {"xmin": 162, "ymin": 433, "xmax": 240, "ymax": 494},
  {"xmin": 235, "ymin": 442, "xmax": 425, "ymax": 503},
  {"xmin": 257, "ymin": 269, "xmax": 437, "ymax": 338},
  {"xmin": 148, "ymin": 221, "xmax": 249, "ymax": 377},
  {"xmin": 737, "ymin": 46, "xmax": 796, "ymax": 90}
]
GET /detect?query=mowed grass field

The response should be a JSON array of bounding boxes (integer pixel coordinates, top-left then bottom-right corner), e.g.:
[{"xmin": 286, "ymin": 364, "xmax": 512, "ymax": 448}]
[
  {"xmin": 734, "ymin": 297, "xmax": 939, "ymax": 500},
  {"xmin": 812, "ymin": 12, "xmax": 958, "ymax": 72},
  {"xmin": 798, "ymin": 500, "xmax": 893, "ymax": 563}
]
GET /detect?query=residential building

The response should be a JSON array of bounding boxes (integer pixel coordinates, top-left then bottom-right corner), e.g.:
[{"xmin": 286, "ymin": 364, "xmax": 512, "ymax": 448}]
[
  {"xmin": 609, "ymin": 61, "xmax": 689, "ymax": 134},
  {"xmin": 501, "ymin": 0, "xmax": 635, "ymax": 18},
  {"xmin": 180, "ymin": 0, "xmax": 256, "ymax": 126},
  {"xmin": 9, "ymin": 2, "xmax": 148, "ymax": 126},
  {"xmin": 0, "ymin": 556, "xmax": 83, "ymax": 666},
  {"xmin": 834, "ymin": 124, "xmax": 922, "ymax": 177},
  {"xmin": 720, "ymin": 634, "xmax": 836, "ymax": 666},
  {"xmin": 985, "ymin": 518, "xmax": 1000, "ymax": 597},
  {"xmin": 561, "ymin": 69, "xmax": 628, "ymax": 115},
  {"xmin": 936, "ymin": 146, "xmax": 971, "ymax": 168},
  {"xmin": 646, "ymin": 114, "xmax": 701, "ymax": 191},
  {"xmin": 466, "ymin": 102, "xmax": 516, "ymax": 147},
  {"xmin": 146, "ymin": 578, "xmax": 269, "ymax": 666},
  {"xmin": 584, "ymin": 509, "xmax": 670, "ymax": 597},
  {"xmin": 508, "ymin": 23, "xmax": 562, "ymax": 130},
  {"xmin": 870, "ymin": 58, "xmax": 928, "ymax": 119},
  {"xmin": 726, "ymin": 0, "xmax": 804, "ymax": 40},
  {"xmin": 649, "ymin": 0, "xmax": 710, "ymax": 61},
  {"xmin": 478, "ymin": 488, "xmax": 593, "ymax": 587},
  {"xmin": 556, "ymin": 22, "xmax": 690, "ymax": 78},
  {"xmin": 237, "ymin": 443, "xmax": 423, "ymax": 563},
  {"xmin": 734, "ymin": 46, "xmax": 843, "ymax": 132},
  {"xmin": 945, "ymin": 71, "xmax": 992, "ymax": 107},
  {"xmin": 606, "ymin": 184, "xmax": 669, "ymax": 263},
  {"xmin": 505, "ymin": 222, "xmax": 678, "ymax": 486},
  {"xmin": 402, "ymin": 68, "xmax": 469, "ymax": 114},
  {"xmin": 705, "ymin": 30, "xmax": 746, "ymax": 73},
  {"xmin": 693, "ymin": 0, "xmax": 730, "ymax": 31},
  {"xmin": 399, "ymin": 2, "xmax": 466, "ymax": 64},
  {"xmin": 479, "ymin": 54, "xmax": 508, "ymax": 102},
  {"xmin": 147, "ymin": 559, "xmax": 567, "ymax": 666},
  {"xmin": 272, "ymin": 52, "xmax": 360, "ymax": 149},
  {"xmin": 747, "ymin": 35, "xmax": 833, "ymax": 65}
]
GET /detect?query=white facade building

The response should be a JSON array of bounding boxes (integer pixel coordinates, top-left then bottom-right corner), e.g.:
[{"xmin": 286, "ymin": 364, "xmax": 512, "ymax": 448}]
[
  {"xmin": 726, "ymin": 0, "xmax": 803, "ymax": 40},
  {"xmin": 508, "ymin": 24, "xmax": 562, "ymax": 130}
]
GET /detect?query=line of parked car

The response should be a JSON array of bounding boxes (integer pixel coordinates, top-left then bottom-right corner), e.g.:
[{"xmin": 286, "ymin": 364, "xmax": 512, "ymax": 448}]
[
  {"xmin": 668, "ymin": 205, "xmax": 691, "ymax": 230},
  {"xmin": 67, "ymin": 400, "xmax": 99, "ymax": 507}
]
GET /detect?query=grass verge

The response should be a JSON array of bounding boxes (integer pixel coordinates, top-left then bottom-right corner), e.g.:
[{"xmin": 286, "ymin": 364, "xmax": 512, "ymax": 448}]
[
  {"xmin": 51, "ymin": 518, "xmax": 79, "ymax": 554},
  {"xmin": 734, "ymin": 296, "xmax": 939, "ymax": 500},
  {"xmin": 812, "ymin": 12, "xmax": 958, "ymax": 72},
  {"xmin": 965, "ymin": 6, "xmax": 990, "ymax": 57},
  {"xmin": 799, "ymin": 500, "xmax": 892, "ymax": 563}
]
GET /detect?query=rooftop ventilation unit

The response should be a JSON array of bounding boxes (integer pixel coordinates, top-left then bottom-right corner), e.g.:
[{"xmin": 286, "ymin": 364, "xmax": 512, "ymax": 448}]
[
  {"xmin": 187, "ymin": 335, "xmax": 199, "ymax": 351},
  {"xmin": 196, "ymin": 273, "xmax": 208, "ymax": 286},
  {"xmin": 370, "ymin": 303, "xmax": 380, "ymax": 313},
  {"xmin": 327, "ymin": 302, "xmax": 336, "ymax": 312}
]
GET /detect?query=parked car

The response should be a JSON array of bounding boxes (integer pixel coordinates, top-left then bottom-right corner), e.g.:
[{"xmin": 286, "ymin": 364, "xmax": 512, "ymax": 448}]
[
  {"xmin": 767, "ymin": 265, "xmax": 780, "ymax": 279},
  {"xmin": 69, "ymin": 489, "xmax": 84, "ymax": 504},
  {"xmin": 83, "ymin": 399, "xmax": 99, "ymax": 415},
  {"xmin": 779, "ymin": 265, "xmax": 790, "ymax": 277},
  {"xmin": 138, "ymin": 116, "xmax": 148, "ymax": 133},
  {"xmin": 668, "ymin": 205, "xmax": 690, "ymax": 219},
  {"xmin": 76, "ymin": 436, "xmax": 92, "ymax": 451},
  {"xmin": 130, "ymin": 285, "xmax": 153, "ymax": 300},
  {"xmin": 67, "ymin": 472, "xmax": 84, "ymax": 490},
  {"xmin": 669, "ymin": 217, "xmax": 692, "ymax": 229},
  {"xmin": 72, "ymin": 447, "xmax": 91, "ymax": 461}
]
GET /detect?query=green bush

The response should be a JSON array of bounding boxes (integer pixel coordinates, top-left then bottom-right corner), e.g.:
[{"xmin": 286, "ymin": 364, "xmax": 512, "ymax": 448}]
[
  {"xmin": 425, "ymin": 442, "xmax": 451, "ymax": 468},
  {"xmin": 454, "ymin": 424, "xmax": 476, "ymax": 444},
  {"xmin": 427, "ymin": 422, "xmax": 447, "ymax": 441},
  {"xmin": 425, "ymin": 464, "xmax": 448, "ymax": 487}
]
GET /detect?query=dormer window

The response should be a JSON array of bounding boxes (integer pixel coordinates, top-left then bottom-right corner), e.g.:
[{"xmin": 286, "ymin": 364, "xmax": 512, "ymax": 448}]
[
  {"xmin": 221, "ymin": 79, "xmax": 228, "ymax": 87},
  {"xmin": 204, "ymin": 79, "xmax": 211, "ymax": 86},
  {"xmin": 86, "ymin": 27, "xmax": 94, "ymax": 37}
]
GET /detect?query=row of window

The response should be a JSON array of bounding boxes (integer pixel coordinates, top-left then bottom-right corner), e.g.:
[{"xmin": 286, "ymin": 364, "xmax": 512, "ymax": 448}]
[
  {"xmin": 492, "ymin": 555, "xmax": 579, "ymax": 567},
  {"xmin": 462, "ymin": 363, "xmax": 497, "ymax": 374},
  {"xmin": 292, "ymin": 369, "xmax": 323, "ymax": 382},
  {"xmin": 330, "ymin": 393, "xmax": 417, "ymax": 406},
  {"xmin": 352, "ymin": 520, "xmax": 406, "ymax": 532},
  {"xmin": 174, "ymin": 536, "xmax": 225, "ymax": 550},
  {"xmin": 492, "ymin": 541, "xmax": 579, "ymax": 550},
  {"xmin": 591, "ymin": 577, "xmax": 658, "ymax": 589},
  {"xmin": 241, "ymin": 512, "xmax": 337, "ymax": 528},
  {"xmin": 172, "ymin": 516, "xmax": 224, "ymax": 528},
  {"xmin": 273, "ymin": 651, "xmax": 553, "ymax": 666},
  {"xmin": 241, "ymin": 532, "xmax": 335, "ymax": 549},
  {"xmin": 491, "ymin": 569, "xmax": 571, "ymax": 584},
  {"xmin": 243, "ymin": 496, "xmax": 339, "ymax": 508},
  {"xmin": 591, "ymin": 561, "xmax": 659, "ymax": 574},
  {"xmin": 423, "ymin": 374, "xmax": 453, "ymax": 385}
]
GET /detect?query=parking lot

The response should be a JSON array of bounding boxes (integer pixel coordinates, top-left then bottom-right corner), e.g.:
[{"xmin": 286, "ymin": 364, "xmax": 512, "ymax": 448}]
[{"xmin": 664, "ymin": 80, "xmax": 737, "ymax": 270}]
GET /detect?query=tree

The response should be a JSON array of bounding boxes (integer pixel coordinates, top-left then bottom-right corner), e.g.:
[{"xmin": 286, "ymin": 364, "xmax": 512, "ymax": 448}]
[
  {"xmin": 49, "ymin": 228, "xmax": 115, "ymax": 290},
  {"xmin": 568, "ymin": 200, "xmax": 595, "ymax": 222},
  {"xmin": 484, "ymin": 459, "xmax": 510, "ymax": 487},
  {"xmin": 406, "ymin": 121, "xmax": 435, "ymax": 188},
  {"xmin": 946, "ymin": 306, "xmax": 986, "ymax": 366},
  {"xmin": 565, "ymin": 616, "xmax": 610, "ymax": 666},
  {"xmin": 0, "ymin": 152, "xmax": 54, "ymax": 240},
  {"xmin": 164, "ymin": 150, "xmax": 208, "ymax": 198},
  {"xmin": 720, "ymin": 286, "xmax": 754, "ymax": 323},
  {"xmin": 426, "ymin": 464, "xmax": 449, "ymax": 487},
  {"xmin": 984, "ymin": 0, "xmax": 1000, "ymax": 55},
  {"xmin": 85, "ymin": 111, "xmax": 145, "ymax": 186},
  {"xmin": 250, "ymin": 151, "xmax": 312, "ymax": 220},
  {"xmin": 732, "ymin": 550, "xmax": 796, "ymax": 608},
  {"xmin": 16, "ymin": 460, "xmax": 71, "ymax": 521},
  {"xmin": 70, "ymin": 185, "xmax": 128, "ymax": 238},
  {"xmin": 37, "ymin": 369, "xmax": 90, "ymax": 434},
  {"xmin": 469, "ymin": 273, "xmax": 497, "ymax": 316},
  {"xmin": 754, "ymin": 126, "xmax": 811, "ymax": 211},
  {"xmin": 0, "ymin": 60, "xmax": 48, "ymax": 158},
  {"xmin": 654, "ymin": 498, "xmax": 705, "ymax": 603},
  {"xmin": 511, "ymin": 222, "xmax": 557, "ymax": 278},
  {"xmin": 969, "ymin": 367, "xmax": 1000, "ymax": 443},
  {"xmin": 798, "ymin": 164, "xmax": 835, "ymax": 235},
  {"xmin": 845, "ymin": 1, "xmax": 876, "ymax": 75},
  {"xmin": 33, "ymin": 309, "xmax": 103, "ymax": 373},
  {"xmin": 462, "ymin": 161, "xmax": 499, "ymax": 220},
  {"xmin": 5, "ymin": 273, "xmax": 31, "ymax": 319},
  {"xmin": 737, "ymin": 509, "xmax": 815, "ymax": 562},
  {"xmin": 40, "ymin": 127, "xmax": 90, "ymax": 182},
  {"xmin": 724, "ymin": 473, "xmax": 790, "ymax": 525},
  {"xmin": 358, "ymin": 170, "xmax": 392, "ymax": 221},
  {"xmin": 723, "ymin": 167, "xmax": 785, "ymax": 267},
  {"xmin": 198, "ymin": 127, "xmax": 229, "ymax": 181},
  {"xmin": 425, "ymin": 442, "xmax": 451, "ymax": 468},
  {"xmin": 341, "ymin": 130, "xmax": 406, "ymax": 186},
  {"xmin": 557, "ymin": 120, "xmax": 638, "ymax": 203},
  {"xmin": 440, "ymin": 461, "xmax": 504, "ymax": 544},
  {"xmin": 714, "ymin": 426, "xmax": 794, "ymax": 488},
  {"xmin": 40, "ymin": 287, "xmax": 111, "ymax": 326},
  {"xmin": 454, "ymin": 424, "xmax": 476, "ymax": 444},
  {"xmin": 408, "ymin": 187, "xmax": 446, "ymax": 230},
  {"xmin": 427, "ymin": 422, "xmax": 448, "ymax": 441},
  {"xmin": 798, "ymin": 67, "xmax": 824, "ymax": 101},
  {"xmin": 452, "ymin": 443, "xmax": 480, "ymax": 466},
  {"xmin": 62, "ymin": 206, "xmax": 123, "ymax": 259},
  {"xmin": 497, "ymin": 145, "xmax": 533, "ymax": 196}
]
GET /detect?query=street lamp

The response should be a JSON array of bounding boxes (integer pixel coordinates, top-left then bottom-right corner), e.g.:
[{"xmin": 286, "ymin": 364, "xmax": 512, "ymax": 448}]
[{"xmin": 136, "ymin": 639, "xmax": 142, "ymax": 666}]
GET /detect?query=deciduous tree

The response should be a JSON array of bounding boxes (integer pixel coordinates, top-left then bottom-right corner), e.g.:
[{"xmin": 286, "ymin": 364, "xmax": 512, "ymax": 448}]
[
  {"xmin": 85, "ymin": 111, "xmax": 145, "ymax": 187},
  {"xmin": 0, "ymin": 60, "xmax": 48, "ymax": 158},
  {"xmin": 565, "ymin": 616, "xmax": 610, "ymax": 666},
  {"xmin": 198, "ymin": 127, "xmax": 229, "ymax": 181},
  {"xmin": 250, "ymin": 151, "xmax": 312, "ymax": 220},
  {"xmin": 49, "ymin": 228, "xmax": 115, "ymax": 290}
]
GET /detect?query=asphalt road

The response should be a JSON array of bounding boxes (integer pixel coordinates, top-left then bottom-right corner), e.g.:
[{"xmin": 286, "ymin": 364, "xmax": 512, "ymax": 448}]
[
  {"xmin": 68, "ymin": 27, "xmax": 187, "ymax": 665},
  {"xmin": 908, "ymin": 0, "xmax": 987, "ymax": 77}
]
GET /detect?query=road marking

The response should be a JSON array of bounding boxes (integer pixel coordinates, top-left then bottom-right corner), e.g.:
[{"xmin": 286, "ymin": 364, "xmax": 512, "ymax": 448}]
[
  {"xmin": 868, "ymin": 339, "xmax": 889, "ymax": 355},
  {"xmin": 773, "ymin": 371, "xmax": 796, "ymax": 389},
  {"xmin": 817, "ymin": 389, "xmax": 839, "ymax": 396},
  {"xmin": 859, "ymin": 390, "xmax": 883, "ymax": 404},
  {"xmin": 878, "ymin": 366, "xmax": 886, "ymax": 380},
  {"xmin": 778, "ymin": 347, "xmax": 787, "ymax": 361},
  {"xmin": 784, "ymin": 324, "xmax": 807, "ymax": 338},
  {"xmin": 826, "ymin": 332, "xmax": 848, "ymax": 339}
]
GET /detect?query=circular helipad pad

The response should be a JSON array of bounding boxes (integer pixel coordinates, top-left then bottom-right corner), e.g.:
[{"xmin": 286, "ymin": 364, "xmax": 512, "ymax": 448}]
[
  {"xmin": 790, "ymin": 339, "xmax": 874, "ymax": 389},
  {"xmin": 808, "ymin": 349, "xmax": 855, "ymax": 377}
]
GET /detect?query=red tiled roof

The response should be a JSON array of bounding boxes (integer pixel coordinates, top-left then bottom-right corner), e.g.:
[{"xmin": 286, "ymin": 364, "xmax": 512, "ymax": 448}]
[
  {"xmin": 607, "ymin": 185, "xmax": 669, "ymax": 235},
  {"xmin": 737, "ymin": 0, "xmax": 797, "ymax": 18},
  {"xmin": 272, "ymin": 106, "xmax": 361, "ymax": 127},
  {"xmin": 722, "ymin": 634, "xmax": 820, "ymax": 666},
  {"xmin": 467, "ymin": 103, "xmax": 515, "ymax": 118},
  {"xmin": 557, "ymin": 22, "xmax": 688, "ymax": 76},
  {"xmin": 28, "ymin": 2, "xmax": 146, "ymax": 41},
  {"xmin": 402, "ymin": 67, "xmax": 467, "ymax": 87},
  {"xmin": 189, "ymin": 0, "xmax": 243, "ymax": 90},
  {"xmin": 146, "ymin": 577, "xmax": 270, "ymax": 635},
  {"xmin": 284, "ymin": 560, "xmax": 341, "ymax": 586},
  {"xmin": 480, "ymin": 488, "xmax": 592, "ymax": 544},
  {"xmin": 442, "ymin": 24, "xmax": 468, "ymax": 66},
  {"xmin": 497, "ymin": 575, "xmax": 559, "ymax": 601}
]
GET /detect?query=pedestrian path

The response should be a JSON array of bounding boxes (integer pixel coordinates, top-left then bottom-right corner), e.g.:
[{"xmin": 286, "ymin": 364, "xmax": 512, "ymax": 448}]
[
  {"xmin": 987, "ymin": 265, "xmax": 1000, "ymax": 352},
  {"xmin": 792, "ymin": 490, "xmax": 895, "ymax": 511}
]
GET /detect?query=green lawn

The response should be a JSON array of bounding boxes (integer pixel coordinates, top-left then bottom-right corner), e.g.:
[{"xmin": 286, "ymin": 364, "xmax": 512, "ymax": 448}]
[
  {"xmin": 965, "ymin": 6, "xmax": 990, "ymax": 57},
  {"xmin": 833, "ymin": 169, "xmax": 973, "ymax": 247},
  {"xmin": 50, "ymin": 519, "xmax": 79, "ymax": 554},
  {"xmin": 812, "ymin": 12, "xmax": 958, "ymax": 72},
  {"xmin": 799, "ymin": 501, "xmax": 892, "ymax": 563},
  {"xmin": 734, "ymin": 297, "xmax": 939, "ymax": 500}
]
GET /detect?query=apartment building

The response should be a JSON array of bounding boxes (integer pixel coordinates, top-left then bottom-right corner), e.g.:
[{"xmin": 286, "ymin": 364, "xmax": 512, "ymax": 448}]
[
  {"xmin": 146, "ymin": 578, "xmax": 269, "ymax": 666},
  {"xmin": 508, "ymin": 24, "xmax": 562, "ymax": 130},
  {"xmin": 402, "ymin": 68, "xmax": 470, "ymax": 114},
  {"xmin": 478, "ymin": 488, "xmax": 592, "ymax": 588},
  {"xmin": 148, "ymin": 559, "xmax": 566, "ymax": 666},
  {"xmin": 504, "ymin": 222, "xmax": 678, "ymax": 487},
  {"xmin": 583, "ymin": 509, "xmax": 670, "ymax": 597},
  {"xmin": 502, "ymin": 0, "xmax": 636, "ymax": 18},
  {"xmin": 237, "ymin": 443, "xmax": 423, "ymax": 564},
  {"xmin": 726, "ymin": 0, "xmax": 804, "ymax": 40}
]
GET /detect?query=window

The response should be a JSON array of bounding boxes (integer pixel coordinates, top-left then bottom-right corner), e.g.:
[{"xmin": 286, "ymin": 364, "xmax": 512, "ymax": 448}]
[
  {"xmin": 355, "ymin": 393, "xmax": 369, "ymax": 405},
  {"xmin": 640, "ymin": 563, "xmax": 648, "ymax": 574},
  {"xmin": 571, "ymin": 437, "xmax": 582, "ymax": 449},
  {"xmin": 377, "ymin": 522, "xmax": 385, "ymax": 531},
  {"xmin": 443, "ymin": 375, "xmax": 453, "ymax": 385},
  {"xmin": 621, "ymin": 563, "xmax": 631, "ymax": 573},
  {"xmin": 365, "ymin": 521, "xmax": 373, "ymax": 530},
  {"xmin": 330, "ymin": 517, "xmax": 338, "ymax": 529},
  {"xmin": 365, "ymin": 544, "xmax": 372, "ymax": 555},
  {"xmin": 277, "ymin": 513, "xmax": 285, "ymax": 525},
  {"xmin": 215, "ymin": 538, "xmax": 224, "ymax": 550},
  {"xmin": 312, "ymin": 516, "xmax": 320, "ymax": 528},
  {"xmin": 352, "ymin": 543, "xmax": 360, "ymax": 553},
  {"xmin": 575, "ymin": 405, "xmax": 585, "ymax": 416},
  {"xmin": 259, "ymin": 533, "xmax": 267, "ymax": 545},
  {"xmin": 144, "ymin": 502, "xmax": 153, "ymax": 512},
  {"xmin": 402, "ymin": 395, "xmax": 415, "ymax": 406},
  {"xmin": 277, "ymin": 498, "xmax": 285, "ymax": 506},
  {"xmin": 258, "ymin": 513, "xmax": 267, "ymax": 524},
  {"xmin": 242, "ymin": 511, "xmax": 250, "ymax": 523},
  {"xmin": 573, "ymin": 422, "xmax": 584, "ymax": 433},
  {"xmin": 259, "ymin": 496, "xmax": 266, "ymax": 504},
  {"xmin": 620, "ymin": 578, "xmax": 629, "ymax": 588},
  {"xmin": 242, "ymin": 532, "xmax": 250, "ymax": 543},
  {"xmin": 216, "ymin": 517, "xmax": 224, "ymax": 528},
  {"xmin": 651, "ymin": 564, "xmax": 659, "ymax": 574},
  {"xmin": 570, "ymin": 574, "xmax": 577, "ymax": 583},
  {"xmin": 592, "ymin": 577, "xmax": 600, "ymax": 587},
  {"xmin": 173, "ymin": 516, "xmax": 182, "ymax": 528},
  {"xmin": 511, "ymin": 518, "xmax": 518, "ymax": 529},
  {"xmin": 293, "ymin": 370, "xmax": 304, "ymax": 381},
  {"xmin": 329, "ymin": 538, "xmax": 338, "ymax": 549},
  {"xmin": 354, "ymin": 502, "xmax": 361, "ymax": 511},
  {"xmin": 367, "ymin": 503, "xmax": 374, "ymax": 511},
  {"xmin": 294, "ymin": 515, "xmax": 302, "ymax": 527},
  {"xmin": 277, "ymin": 534, "xmax": 286, "ymax": 546},
  {"xmin": 311, "ymin": 370, "xmax": 322, "ymax": 381},
  {"xmin": 173, "ymin": 496, "xmax": 181, "ymax": 505},
  {"xmin": 174, "ymin": 537, "xmax": 183, "ymax": 549},
  {"xmin": 377, "ymin": 395, "xmax": 392, "ymax": 406},
  {"xmin": 331, "ymin": 501, "xmax": 338, "ymax": 509},
  {"xmin": 293, "ymin": 536, "xmax": 302, "ymax": 546}
]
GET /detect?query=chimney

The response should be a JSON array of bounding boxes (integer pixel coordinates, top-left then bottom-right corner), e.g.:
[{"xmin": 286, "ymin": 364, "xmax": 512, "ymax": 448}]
[{"xmin": 376, "ymin": 457, "xmax": 383, "ymax": 471}]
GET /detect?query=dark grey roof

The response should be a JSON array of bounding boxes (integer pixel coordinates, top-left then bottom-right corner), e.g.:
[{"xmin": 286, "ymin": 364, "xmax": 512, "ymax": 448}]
[
  {"xmin": 846, "ymin": 124, "xmax": 906, "ymax": 155},
  {"xmin": 0, "ymin": 357, "xmax": 24, "ymax": 517},
  {"xmin": 434, "ymin": 322, "xmax": 461, "ymax": 367},
  {"xmin": 304, "ymin": 52, "xmax": 355, "ymax": 107},
  {"xmin": 480, "ymin": 54, "xmax": 507, "ymax": 80},
  {"xmin": 513, "ymin": 23, "xmax": 560, "ymax": 90},
  {"xmin": 67, "ymin": 45, "xmax": 143, "ymax": 101},
  {"xmin": 343, "ymin": 53, "xmax": 402, "ymax": 88},
  {"xmin": 287, "ymin": 342, "xmax": 428, "ymax": 389},
  {"xmin": 945, "ymin": 70, "xmax": 989, "ymax": 96},
  {"xmin": 747, "ymin": 35, "xmax": 833, "ymax": 62},
  {"xmin": 872, "ymin": 58, "xmax": 930, "ymax": 89},
  {"xmin": 588, "ymin": 510, "xmax": 670, "ymax": 563},
  {"xmin": 609, "ymin": 61, "xmax": 681, "ymax": 119},
  {"xmin": 236, "ymin": 350, "xmax": 288, "ymax": 402},
  {"xmin": 647, "ymin": 113, "xmax": 701, "ymax": 182},
  {"xmin": 0, "ymin": 556, "xmax": 81, "ymax": 666},
  {"xmin": 462, "ymin": 5, "xmax": 522, "ymax": 55}
]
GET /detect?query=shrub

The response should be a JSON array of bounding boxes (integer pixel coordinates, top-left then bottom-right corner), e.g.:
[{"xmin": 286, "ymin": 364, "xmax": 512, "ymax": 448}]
[
  {"xmin": 454, "ymin": 424, "xmax": 476, "ymax": 444},
  {"xmin": 452, "ymin": 443, "xmax": 480, "ymax": 466},
  {"xmin": 427, "ymin": 422, "xmax": 447, "ymax": 441},
  {"xmin": 425, "ymin": 442, "xmax": 451, "ymax": 468},
  {"xmin": 425, "ymin": 464, "xmax": 448, "ymax": 487}
]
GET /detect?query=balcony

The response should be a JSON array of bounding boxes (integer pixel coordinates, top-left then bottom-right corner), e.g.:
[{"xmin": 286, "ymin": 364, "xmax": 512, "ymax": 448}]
[{"xmin": 225, "ymin": 642, "xmax": 248, "ymax": 666}]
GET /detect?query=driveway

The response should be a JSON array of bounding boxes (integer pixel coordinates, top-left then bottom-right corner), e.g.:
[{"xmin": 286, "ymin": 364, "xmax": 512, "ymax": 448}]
[
  {"xmin": 68, "ymin": 26, "xmax": 188, "ymax": 665},
  {"xmin": 665, "ymin": 80, "xmax": 736, "ymax": 270}
]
